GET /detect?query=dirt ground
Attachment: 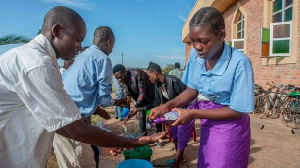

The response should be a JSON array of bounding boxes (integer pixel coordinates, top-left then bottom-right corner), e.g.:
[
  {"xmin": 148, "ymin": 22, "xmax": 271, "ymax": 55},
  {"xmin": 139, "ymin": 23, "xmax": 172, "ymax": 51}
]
[{"xmin": 47, "ymin": 98, "xmax": 300, "ymax": 168}]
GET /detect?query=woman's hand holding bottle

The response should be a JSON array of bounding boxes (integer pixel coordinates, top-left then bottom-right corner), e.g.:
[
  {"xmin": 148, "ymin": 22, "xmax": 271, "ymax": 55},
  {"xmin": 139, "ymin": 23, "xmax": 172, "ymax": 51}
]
[
  {"xmin": 171, "ymin": 108, "xmax": 193, "ymax": 126},
  {"xmin": 149, "ymin": 103, "xmax": 171, "ymax": 121}
]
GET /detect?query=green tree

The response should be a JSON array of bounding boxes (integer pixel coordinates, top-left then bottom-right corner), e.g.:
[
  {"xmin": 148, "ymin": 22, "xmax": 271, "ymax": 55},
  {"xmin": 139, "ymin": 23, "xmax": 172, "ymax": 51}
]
[
  {"xmin": 162, "ymin": 64, "xmax": 175, "ymax": 74},
  {"xmin": 0, "ymin": 34, "xmax": 30, "ymax": 46}
]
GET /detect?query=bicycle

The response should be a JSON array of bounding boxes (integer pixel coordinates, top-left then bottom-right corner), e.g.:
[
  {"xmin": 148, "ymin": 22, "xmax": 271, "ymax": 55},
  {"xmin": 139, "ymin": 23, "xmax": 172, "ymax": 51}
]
[
  {"xmin": 265, "ymin": 83, "xmax": 290, "ymax": 119},
  {"xmin": 254, "ymin": 84, "xmax": 269, "ymax": 118},
  {"xmin": 254, "ymin": 82, "xmax": 282, "ymax": 118},
  {"xmin": 281, "ymin": 91, "xmax": 300, "ymax": 129}
]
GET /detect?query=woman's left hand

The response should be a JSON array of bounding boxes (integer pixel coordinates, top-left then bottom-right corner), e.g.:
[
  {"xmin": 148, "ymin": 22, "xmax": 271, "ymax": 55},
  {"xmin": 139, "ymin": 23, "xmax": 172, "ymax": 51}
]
[{"xmin": 171, "ymin": 108, "xmax": 194, "ymax": 126}]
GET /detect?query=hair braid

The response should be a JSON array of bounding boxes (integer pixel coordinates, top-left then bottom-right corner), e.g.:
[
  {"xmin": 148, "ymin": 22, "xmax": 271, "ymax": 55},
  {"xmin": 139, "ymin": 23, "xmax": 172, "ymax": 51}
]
[{"xmin": 189, "ymin": 7, "xmax": 225, "ymax": 35}]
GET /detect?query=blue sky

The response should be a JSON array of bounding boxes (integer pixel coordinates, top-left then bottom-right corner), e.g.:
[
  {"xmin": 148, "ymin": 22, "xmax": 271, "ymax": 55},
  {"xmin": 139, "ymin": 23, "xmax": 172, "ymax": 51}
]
[{"xmin": 0, "ymin": 0, "xmax": 195, "ymax": 68}]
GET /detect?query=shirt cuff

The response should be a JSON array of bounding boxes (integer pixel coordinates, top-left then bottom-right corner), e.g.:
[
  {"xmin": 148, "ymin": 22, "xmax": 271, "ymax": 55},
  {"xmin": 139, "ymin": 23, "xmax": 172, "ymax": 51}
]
[
  {"xmin": 229, "ymin": 105, "xmax": 254, "ymax": 113},
  {"xmin": 99, "ymin": 96, "xmax": 115, "ymax": 108},
  {"xmin": 45, "ymin": 113, "xmax": 82, "ymax": 132},
  {"xmin": 110, "ymin": 98, "xmax": 115, "ymax": 106}
]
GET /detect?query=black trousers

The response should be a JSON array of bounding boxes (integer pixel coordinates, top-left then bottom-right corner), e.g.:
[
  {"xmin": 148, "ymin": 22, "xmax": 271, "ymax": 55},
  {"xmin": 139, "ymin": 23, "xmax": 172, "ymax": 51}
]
[
  {"xmin": 156, "ymin": 123, "xmax": 163, "ymax": 133},
  {"xmin": 138, "ymin": 110, "xmax": 147, "ymax": 136},
  {"xmin": 137, "ymin": 110, "xmax": 162, "ymax": 135},
  {"xmin": 91, "ymin": 145, "xmax": 99, "ymax": 168}
]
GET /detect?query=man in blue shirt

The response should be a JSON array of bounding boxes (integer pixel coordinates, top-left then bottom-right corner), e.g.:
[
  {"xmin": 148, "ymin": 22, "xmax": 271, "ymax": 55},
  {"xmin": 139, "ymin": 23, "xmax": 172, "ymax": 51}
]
[{"xmin": 53, "ymin": 26, "xmax": 129, "ymax": 168}]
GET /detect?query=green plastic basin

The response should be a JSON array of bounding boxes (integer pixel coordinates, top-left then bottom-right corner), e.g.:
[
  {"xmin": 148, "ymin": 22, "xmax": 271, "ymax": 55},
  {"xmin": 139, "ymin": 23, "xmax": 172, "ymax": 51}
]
[{"xmin": 123, "ymin": 145, "xmax": 152, "ymax": 161}]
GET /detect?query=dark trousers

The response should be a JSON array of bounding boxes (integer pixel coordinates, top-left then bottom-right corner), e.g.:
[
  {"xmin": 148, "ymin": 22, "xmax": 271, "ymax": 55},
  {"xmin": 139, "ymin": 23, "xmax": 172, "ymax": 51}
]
[
  {"xmin": 91, "ymin": 145, "xmax": 99, "ymax": 168},
  {"xmin": 138, "ymin": 110, "xmax": 147, "ymax": 136},
  {"xmin": 156, "ymin": 123, "xmax": 163, "ymax": 133}
]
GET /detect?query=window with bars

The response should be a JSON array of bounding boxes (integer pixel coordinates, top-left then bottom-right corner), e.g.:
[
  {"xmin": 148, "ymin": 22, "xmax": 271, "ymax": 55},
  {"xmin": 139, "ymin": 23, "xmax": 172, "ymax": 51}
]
[{"xmin": 262, "ymin": 0, "xmax": 293, "ymax": 57}]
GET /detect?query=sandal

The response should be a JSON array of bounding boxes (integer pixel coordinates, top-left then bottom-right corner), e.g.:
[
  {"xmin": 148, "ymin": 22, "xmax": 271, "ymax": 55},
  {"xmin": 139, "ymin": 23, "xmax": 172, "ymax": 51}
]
[
  {"xmin": 157, "ymin": 142, "xmax": 163, "ymax": 147},
  {"xmin": 165, "ymin": 159, "xmax": 175, "ymax": 165}
]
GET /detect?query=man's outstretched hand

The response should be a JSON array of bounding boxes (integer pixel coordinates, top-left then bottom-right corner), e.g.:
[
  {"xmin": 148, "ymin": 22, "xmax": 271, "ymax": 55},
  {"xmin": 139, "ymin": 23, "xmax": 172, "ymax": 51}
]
[
  {"xmin": 136, "ymin": 132, "xmax": 164, "ymax": 146},
  {"xmin": 126, "ymin": 107, "xmax": 142, "ymax": 119}
]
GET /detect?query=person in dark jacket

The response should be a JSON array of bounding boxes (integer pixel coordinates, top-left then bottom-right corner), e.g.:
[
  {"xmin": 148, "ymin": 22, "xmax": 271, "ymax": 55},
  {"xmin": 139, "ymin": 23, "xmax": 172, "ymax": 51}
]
[
  {"xmin": 113, "ymin": 64, "xmax": 156, "ymax": 136},
  {"xmin": 146, "ymin": 63, "xmax": 194, "ymax": 168}
]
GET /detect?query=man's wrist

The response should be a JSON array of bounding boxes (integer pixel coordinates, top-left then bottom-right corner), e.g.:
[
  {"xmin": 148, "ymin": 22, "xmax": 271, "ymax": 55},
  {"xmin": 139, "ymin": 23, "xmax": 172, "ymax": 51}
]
[
  {"xmin": 111, "ymin": 99, "xmax": 116, "ymax": 106},
  {"xmin": 114, "ymin": 98, "xmax": 125, "ymax": 106},
  {"xmin": 113, "ymin": 99, "xmax": 118, "ymax": 105}
]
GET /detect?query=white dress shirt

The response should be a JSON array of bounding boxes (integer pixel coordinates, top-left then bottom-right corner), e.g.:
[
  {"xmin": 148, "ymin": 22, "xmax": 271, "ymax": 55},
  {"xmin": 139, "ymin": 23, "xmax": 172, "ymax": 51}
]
[{"xmin": 0, "ymin": 34, "xmax": 81, "ymax": 168}]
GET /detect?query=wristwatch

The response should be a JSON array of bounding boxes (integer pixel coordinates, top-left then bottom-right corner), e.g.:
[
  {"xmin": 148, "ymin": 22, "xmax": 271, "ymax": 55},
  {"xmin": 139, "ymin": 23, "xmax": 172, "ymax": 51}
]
[{"xmin": 143, "ymin": 106, "xmax": 147, "ymax": 112}]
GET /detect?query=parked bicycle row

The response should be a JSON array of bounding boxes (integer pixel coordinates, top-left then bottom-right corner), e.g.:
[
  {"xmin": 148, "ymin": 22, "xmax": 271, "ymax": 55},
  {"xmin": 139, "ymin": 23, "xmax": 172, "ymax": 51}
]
[{"xmin": 254, "ymin": 82, "xmax": 300, "ymax": 129}]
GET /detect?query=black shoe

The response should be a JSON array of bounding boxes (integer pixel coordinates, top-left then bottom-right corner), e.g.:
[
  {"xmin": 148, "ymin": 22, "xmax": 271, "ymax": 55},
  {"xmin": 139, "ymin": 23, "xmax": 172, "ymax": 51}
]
[{"xmin": 115, "ymin": 117, "xmax": 119, "ymax": 119}]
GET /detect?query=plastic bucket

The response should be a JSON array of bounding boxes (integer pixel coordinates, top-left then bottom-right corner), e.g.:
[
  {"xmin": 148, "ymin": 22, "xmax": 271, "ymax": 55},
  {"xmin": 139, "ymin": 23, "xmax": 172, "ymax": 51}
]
[
  {"xmin": 117, "ymin": 159, "xmax": 153, "ymax": 168},
  {"xmin": 123, "ymin": 145, "xmax": 152, "ymax": 161}
]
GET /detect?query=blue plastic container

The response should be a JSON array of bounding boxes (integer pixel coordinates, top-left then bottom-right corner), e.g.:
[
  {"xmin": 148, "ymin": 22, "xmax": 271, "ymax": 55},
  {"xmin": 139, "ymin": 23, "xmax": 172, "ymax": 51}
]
[
  {"xmin": 122, "ymin": 108, "xmax": 130, "ymax": 118},
  {"xmin": 117, "ymin": 159, "xmax": 153, "ymax": 168}
]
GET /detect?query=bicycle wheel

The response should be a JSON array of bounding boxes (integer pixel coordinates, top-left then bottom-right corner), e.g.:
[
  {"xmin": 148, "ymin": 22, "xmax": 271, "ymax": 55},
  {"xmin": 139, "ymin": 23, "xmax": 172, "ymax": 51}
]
[
  {"xmin": 281, "ymin": 98, "xmax": 300, "ymax": 128},
  {"xmin": 267, "ymin": 96, "xmax": 281, "ymax": 118},
  {"xmin": 254, "ymin": 95, "xmax": 267, "ymax": 118},
  {"xmin": 254, "ymin": 96, "xmax": 260, "ymax": 113}
]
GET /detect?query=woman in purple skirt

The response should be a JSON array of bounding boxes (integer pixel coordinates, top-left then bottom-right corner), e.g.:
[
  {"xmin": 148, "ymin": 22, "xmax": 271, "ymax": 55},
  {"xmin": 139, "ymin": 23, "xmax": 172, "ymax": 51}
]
[{"xmin": 150, "ymin": 7, "xmax": 254, "ymax": 168}]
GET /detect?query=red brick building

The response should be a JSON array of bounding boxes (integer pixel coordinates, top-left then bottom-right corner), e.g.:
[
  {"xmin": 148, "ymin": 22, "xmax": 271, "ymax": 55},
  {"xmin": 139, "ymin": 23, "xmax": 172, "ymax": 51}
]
[{"xmin": 182, "ymin": 0, "xmax": 299, "ymax": 87}]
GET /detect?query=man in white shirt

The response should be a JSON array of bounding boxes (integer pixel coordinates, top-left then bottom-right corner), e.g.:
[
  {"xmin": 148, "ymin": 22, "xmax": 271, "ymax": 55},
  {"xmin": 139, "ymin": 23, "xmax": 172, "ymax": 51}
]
[
  {"xmin": 168, "ymin": 62, "xmax": 183, "ymax": 79},
  {"xmin": 0, "ymin": 6, "xmax": 160, "ymax": 168}
]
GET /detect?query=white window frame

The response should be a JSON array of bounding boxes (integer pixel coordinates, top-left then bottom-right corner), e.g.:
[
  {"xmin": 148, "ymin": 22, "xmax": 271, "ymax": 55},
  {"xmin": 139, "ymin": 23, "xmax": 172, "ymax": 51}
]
[
  {"xmin": 269, "ymin": 21, "xmax": 292, "ymax": 57},
  {"xmin": 236, "ymin": 12, "xmax": 244, "ymax": 39},
  {"xmin": 260, "ymin": 27, "xmax": 270, "ymax": 58},
  {"xmin": 232, "ymin": 39, "xmax": 244, "ymax": 52}
]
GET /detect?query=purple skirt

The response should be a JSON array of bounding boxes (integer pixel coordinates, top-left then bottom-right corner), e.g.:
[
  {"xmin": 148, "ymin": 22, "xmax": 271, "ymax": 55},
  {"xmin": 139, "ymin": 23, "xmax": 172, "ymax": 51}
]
[
  {"xmin": 193, "ymin": 101, "xmax": 250, "ymax": 168},
  {"xmin": 171, "ymin": 100, "xmax": 200, "ymax": 151},
  {"xmin": 171, "ymin": 119, "xmax": 195, "ymax": 151}
]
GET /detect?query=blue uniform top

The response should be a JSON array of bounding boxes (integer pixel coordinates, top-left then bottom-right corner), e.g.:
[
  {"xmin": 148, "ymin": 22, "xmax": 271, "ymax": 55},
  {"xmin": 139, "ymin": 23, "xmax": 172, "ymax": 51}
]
[
  {"xmin": 62, "ymin": 45, "xmax": 115, "ymax": 118},
  {"xmin": 182, "ymin": 42, "xmax": 254, "ymax": 113}
]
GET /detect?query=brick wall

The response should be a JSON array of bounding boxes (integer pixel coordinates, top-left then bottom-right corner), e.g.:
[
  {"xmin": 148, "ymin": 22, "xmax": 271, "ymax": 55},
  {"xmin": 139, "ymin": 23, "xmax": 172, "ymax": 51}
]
[
  {"xmin": 184, "ymin": 0, "xmax": 299, "ymax": 87},
  {"xmin": 222, "ymin": 0, "xmax": 300, "ymax": 87}
]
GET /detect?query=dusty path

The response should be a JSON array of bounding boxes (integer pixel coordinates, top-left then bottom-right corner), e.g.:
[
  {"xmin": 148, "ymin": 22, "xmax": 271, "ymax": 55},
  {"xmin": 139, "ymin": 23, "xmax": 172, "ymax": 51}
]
[
  {"xmin": 248, "ymin": 115, "xmax": 300, "ymax": 168},
  {"xmin": 47, "ymin": 108, "xmax": 300, "ymax": 168}
]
